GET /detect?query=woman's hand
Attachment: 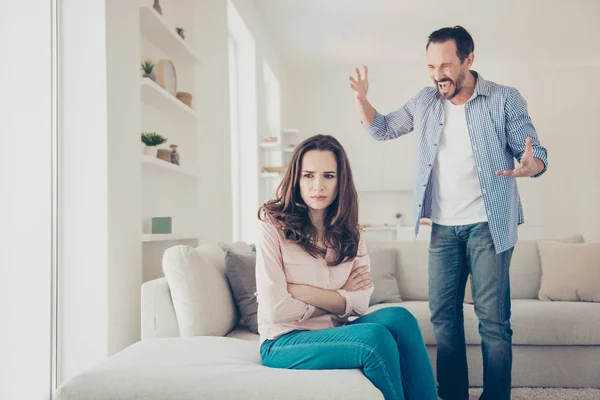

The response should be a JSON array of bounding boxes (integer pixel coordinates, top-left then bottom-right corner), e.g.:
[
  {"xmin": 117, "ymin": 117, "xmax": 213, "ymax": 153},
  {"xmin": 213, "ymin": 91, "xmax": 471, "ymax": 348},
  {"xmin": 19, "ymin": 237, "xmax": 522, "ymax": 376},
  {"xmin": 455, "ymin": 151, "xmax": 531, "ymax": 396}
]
[{"xmin": 342, "ymin": 265, "xmax": 373, "ymax": 292}]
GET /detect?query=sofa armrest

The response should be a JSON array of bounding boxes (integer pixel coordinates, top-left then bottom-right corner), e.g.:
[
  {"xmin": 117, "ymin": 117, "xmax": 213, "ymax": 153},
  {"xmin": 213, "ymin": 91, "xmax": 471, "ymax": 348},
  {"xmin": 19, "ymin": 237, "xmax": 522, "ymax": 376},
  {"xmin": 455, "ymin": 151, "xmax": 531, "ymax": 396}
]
[{"xmin": 141, "ymin": 277, "xmax": 180, "ymax": 339}]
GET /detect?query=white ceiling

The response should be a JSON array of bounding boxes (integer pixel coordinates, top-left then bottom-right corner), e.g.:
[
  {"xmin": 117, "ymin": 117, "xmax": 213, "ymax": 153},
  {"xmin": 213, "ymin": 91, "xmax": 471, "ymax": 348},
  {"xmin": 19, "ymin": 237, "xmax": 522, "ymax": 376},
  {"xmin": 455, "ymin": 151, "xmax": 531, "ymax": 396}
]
[{"xmin": 253, "ymin": 0, "xmax": 600, "ymax": 70}]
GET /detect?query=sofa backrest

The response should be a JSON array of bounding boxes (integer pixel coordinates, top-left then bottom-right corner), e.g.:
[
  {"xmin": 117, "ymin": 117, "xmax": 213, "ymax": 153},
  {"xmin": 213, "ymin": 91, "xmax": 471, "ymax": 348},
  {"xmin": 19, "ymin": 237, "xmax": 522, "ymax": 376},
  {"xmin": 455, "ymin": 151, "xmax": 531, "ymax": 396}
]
[
  {"xmin": 196, "ymin": 242, "xmax": 253, "ymax": 274},
  {"xmin": 366, "ymin": 234, "xmax": 584, "ymax": 301},
  {"xmin": 147, "ymin": 234, "xmax": 586, "ymax": 341},
  {"xmin": 499, "ymin": 235, "xmax": 584, "ymax": 299},
  {"xmin": 367, "ymin": 240, "xmax": 430, "ymax": 300}
]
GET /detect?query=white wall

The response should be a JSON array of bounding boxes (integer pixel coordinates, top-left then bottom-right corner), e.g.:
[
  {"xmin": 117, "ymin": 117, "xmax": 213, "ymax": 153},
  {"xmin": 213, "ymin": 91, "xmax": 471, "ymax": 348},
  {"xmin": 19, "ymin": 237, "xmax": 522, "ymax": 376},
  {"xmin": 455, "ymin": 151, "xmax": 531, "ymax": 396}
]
[
  {"xmin": 192, "ymin": 0, "xmax": 234, "ymax": 244},
  {"xmin": 531, "ymin": 62, "xmax": 600, "ymax": 242},
  {"xmin": 0, "ymin": 2, "xmax": 53, "ymax": 398},
  {"xmin": 58, "ymin": 0, "xmax": 110, "ymax": 385},
  {"xmin": 105, "ymin": 0, "xmax": 143, "ymax": 356}
]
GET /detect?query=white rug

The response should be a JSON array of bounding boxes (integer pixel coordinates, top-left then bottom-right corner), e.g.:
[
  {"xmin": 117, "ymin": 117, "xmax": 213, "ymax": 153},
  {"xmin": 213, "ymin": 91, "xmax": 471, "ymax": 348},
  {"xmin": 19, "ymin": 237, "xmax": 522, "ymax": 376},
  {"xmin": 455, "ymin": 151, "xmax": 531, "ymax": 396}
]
[{"xmin": 469, "ymin": 387, "xmax": 600, "ymax": 400}]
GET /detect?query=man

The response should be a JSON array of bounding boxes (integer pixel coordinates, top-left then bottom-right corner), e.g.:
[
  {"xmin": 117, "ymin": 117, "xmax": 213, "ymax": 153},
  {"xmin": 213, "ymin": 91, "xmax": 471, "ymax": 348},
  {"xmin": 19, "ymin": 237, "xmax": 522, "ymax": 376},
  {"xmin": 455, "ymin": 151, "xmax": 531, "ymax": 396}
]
[{"xmin": 349, "ymin": 26, "xmax": 547, "ymax": 400}]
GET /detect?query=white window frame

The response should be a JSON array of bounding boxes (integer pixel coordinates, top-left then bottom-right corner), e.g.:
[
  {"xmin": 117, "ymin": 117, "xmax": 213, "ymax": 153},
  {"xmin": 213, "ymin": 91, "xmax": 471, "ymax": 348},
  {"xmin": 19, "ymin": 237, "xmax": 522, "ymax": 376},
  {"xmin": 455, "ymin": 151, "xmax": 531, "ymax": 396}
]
[{"xmin": 227, "ymin": 1, "xmax": 258, "ymax": 243}]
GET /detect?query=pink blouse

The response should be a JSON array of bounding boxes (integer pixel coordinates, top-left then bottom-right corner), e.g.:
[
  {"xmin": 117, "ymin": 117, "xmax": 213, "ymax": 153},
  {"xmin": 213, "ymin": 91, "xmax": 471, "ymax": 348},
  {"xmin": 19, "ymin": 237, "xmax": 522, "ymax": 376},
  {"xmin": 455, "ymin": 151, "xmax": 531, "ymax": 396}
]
[{"xmin": 255, "ymin": 219, "xmax": 374, "ymax": 343}]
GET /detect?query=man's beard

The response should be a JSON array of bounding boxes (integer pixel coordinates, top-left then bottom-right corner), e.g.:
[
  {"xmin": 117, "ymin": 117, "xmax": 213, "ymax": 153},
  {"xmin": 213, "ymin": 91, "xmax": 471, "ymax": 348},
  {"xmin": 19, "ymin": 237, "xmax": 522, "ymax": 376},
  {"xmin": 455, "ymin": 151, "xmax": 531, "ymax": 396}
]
[{"xmin": 437, "ymin": 71, "xmax": 466, "ymax": 100}]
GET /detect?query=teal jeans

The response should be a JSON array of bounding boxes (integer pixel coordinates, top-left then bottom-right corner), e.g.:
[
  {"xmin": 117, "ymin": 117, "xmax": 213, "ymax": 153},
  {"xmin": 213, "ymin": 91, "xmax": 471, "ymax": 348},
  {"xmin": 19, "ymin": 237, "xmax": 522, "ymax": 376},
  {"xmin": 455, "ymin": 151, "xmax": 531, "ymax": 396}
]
[{"xmin": 260, "ymin": 307, "xmax": 437, "ymax": 400}]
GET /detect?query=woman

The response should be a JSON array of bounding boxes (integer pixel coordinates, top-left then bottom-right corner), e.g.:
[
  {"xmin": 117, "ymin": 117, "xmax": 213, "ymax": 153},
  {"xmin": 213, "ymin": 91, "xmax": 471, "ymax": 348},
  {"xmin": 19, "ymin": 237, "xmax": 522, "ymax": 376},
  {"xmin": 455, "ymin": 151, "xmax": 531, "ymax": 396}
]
[{"xmin": 255, "ymin": 134, "xmax": 437, "ymax": 400}]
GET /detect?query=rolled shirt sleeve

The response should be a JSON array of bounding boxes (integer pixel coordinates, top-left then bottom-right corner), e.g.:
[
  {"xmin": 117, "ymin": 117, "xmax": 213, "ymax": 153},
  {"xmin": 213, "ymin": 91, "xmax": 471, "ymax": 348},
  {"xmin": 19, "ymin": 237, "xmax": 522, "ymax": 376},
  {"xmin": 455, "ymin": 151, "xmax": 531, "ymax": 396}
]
[
  {"xmin": 364, "ymin": 89, "xmax": 425, "ymax": 141},
  {"xmin": 504, "ymin": 88, "xmax": 548, "ymax": 178},
  {"xmin": 335, "ymin": 233, "xmax": 374, "ymax": 318}
]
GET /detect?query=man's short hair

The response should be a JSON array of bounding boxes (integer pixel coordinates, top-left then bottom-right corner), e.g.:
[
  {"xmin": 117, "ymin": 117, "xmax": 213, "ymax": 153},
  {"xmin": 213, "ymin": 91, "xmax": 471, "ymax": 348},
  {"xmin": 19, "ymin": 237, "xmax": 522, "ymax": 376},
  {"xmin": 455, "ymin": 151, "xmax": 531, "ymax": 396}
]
[{"xmin": 426, "ymin": 26, "xmax": 475, "ymax": 63}]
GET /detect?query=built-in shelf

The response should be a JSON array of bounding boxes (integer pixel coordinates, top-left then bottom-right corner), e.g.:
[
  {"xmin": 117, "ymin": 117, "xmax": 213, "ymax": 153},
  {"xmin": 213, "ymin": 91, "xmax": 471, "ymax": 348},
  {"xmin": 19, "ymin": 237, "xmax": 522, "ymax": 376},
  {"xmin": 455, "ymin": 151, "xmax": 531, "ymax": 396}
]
[
  {"xmin": 141, "ymin": 155, "xmax": 199, "ymax": 178},
  {"xmin": 140, "ymin": 78, "xmax": 200, "ymax": 121},
  {"xmin": 139, "ymin": 6, "xmax": 200, "ymax": 65},
  {"xmin": 260, "ymin": 172, "xmax": 283, "ymax": 178},
  {"xmin": 259, "ymin": 142, "xmax": 279, "ymax": 149},
  {"xmin": 259, "ymin": 142, "xmax": 296, "ymax": 152},
  {"xmin": 142, "ymin": 233, "xmax": 199, "ymax": 242}
]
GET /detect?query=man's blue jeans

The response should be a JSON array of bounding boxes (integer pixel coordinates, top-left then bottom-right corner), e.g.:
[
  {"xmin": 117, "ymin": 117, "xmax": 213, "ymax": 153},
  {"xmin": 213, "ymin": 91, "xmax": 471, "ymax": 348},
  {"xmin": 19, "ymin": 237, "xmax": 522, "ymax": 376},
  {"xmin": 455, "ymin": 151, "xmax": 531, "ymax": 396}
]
[
  {"xmin": 428, "ymin": 222, "xmax": 514, "ymax": 400},
  {"xmin": 260, "ymin": 307, "xmax": 438, "ymax": 400}
]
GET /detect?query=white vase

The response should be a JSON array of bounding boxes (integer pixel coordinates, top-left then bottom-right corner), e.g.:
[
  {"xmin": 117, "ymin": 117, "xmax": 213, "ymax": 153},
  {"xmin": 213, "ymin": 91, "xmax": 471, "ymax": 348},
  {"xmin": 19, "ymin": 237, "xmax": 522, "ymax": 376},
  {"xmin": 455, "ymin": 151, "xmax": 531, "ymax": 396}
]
[{"xmin": 144, "ymin": 146, "xmax": 158, "ymax": 157}]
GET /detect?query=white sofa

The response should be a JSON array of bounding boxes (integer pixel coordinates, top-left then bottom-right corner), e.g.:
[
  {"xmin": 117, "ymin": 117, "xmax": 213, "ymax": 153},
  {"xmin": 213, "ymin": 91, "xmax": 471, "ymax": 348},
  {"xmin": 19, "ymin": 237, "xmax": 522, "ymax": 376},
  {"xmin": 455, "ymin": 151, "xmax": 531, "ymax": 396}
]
[{"xmin": 56, "ymin": 236, "xmax": 600, "ymax": 399}]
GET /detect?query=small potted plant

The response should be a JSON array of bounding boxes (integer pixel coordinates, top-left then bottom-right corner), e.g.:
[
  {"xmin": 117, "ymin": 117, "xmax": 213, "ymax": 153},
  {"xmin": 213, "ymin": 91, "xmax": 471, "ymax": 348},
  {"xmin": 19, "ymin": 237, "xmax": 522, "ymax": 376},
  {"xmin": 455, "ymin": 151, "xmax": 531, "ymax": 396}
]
[
  {"xmin": 176, "ymin": 27, "xmax": 185, "ymax": 40},
  {"xmin": 395, "ymin": 212, "xmax": 403, "ymax": 226},
  {"xmin": 141, "ymin": 60, "xmax": 156, "ymax": 81},
  {"xmin": 141, "ymin": 132, "xmax": 168, "ymax": 157}
]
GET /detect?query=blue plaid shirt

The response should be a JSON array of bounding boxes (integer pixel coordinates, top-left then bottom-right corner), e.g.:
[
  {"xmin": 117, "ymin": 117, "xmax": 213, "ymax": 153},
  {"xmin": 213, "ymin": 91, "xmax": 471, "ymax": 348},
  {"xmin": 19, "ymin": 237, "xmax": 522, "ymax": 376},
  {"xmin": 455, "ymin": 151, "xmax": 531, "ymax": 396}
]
[{"xmin": 365, "ymin": 71, "xmax": 548, "ymax": 253}]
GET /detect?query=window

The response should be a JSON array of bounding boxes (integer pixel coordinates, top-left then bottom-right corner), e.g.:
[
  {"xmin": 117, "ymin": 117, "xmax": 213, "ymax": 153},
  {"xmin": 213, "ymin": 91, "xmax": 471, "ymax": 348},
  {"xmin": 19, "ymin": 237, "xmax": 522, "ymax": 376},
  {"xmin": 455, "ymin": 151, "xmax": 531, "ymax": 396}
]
[
  {"xmin": 2, "ymin": 1, "xmax": 56, "ymax": 398},
  {"xmin": 228, "ymin": 1, "xmax": 258, "ymax": 242},
  {"xmin": 261, "ymin": 60, "xmax": 283, "ymax": 204}
]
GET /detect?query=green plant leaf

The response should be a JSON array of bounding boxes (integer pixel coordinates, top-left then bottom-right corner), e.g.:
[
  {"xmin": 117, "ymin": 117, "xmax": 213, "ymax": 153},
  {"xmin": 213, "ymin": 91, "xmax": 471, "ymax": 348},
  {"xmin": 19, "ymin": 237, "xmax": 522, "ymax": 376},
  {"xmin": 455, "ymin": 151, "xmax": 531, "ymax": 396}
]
[
  {"xmin": 140, "ymin": 60, "xmax": 155, "ymax": 74},
  {"xmin": 141, "ymin": 132, "xmax": 167, "ymax": 146}
]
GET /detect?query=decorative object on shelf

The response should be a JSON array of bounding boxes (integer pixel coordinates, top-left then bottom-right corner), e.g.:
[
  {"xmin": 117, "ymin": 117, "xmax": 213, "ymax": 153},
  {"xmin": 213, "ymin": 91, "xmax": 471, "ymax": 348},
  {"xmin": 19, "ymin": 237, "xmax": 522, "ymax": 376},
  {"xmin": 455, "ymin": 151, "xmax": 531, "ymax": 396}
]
[
  {"xmin": 395, "ymin": 212, "xmax": 403, "ymax": 226},
  {"xmin": 176, "ymin": 27, "xmax": 185, "ymax": 40},
  {"xmin": 176, "ymin": 91, "xmax": 193, "ymax": 108},
  {"xmin": 157, "ymin": 149, "xmax": 171, "ymax": 162},
  {"xmin": 140, "ymin": 60, "xmax": 156, "ymax": 81},
  {"xmin": 281, "ymin": 128, "xmax": 299, "ymax": 152},
  {"xmin": 155, "ymin": 59, "xmax": 177, "ymax": 96},
  {"xmin": 141, "ymin": 132, "xmax": 168, "ymax": 157},
  {"xmin": 262, "ymin": 166, "xmax": 287, "ymax": 173},
  {"xmin": 263, "ymin": 136, "xmax": 278, "ymax": 143},
  {"xmin": 152, "ymin": 0, "xmax": 162, "ymax": 15},
  {"xmin": 151, "ymin": 217, "xmax": 172, "ymax": 234},
  {"xmin": 170, "ymin": 144, "xmax": 180, "ymax": 165}
]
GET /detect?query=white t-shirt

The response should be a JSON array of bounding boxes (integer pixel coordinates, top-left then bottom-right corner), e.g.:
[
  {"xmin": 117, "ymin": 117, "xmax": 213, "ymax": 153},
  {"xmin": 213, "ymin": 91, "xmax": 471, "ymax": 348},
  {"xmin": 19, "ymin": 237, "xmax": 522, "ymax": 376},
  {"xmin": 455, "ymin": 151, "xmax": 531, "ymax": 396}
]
[{"xmin": 430, "ymin": 90, "xmax": 488, "ymax": 226}]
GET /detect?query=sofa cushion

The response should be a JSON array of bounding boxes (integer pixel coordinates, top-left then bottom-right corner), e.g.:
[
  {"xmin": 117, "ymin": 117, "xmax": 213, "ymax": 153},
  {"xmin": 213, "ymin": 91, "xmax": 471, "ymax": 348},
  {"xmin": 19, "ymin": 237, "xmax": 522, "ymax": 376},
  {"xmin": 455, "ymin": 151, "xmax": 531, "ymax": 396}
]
[
  {"xmin": 464, "ymin": 234, "xmax": 585, "ymax": 303},
  {"xmin": 369, "ymin": 248, "xmax": 403, "ymax": 305},
  {"xmin": 394, "ymin": 241, "xmax": 431, "ymax": 300},
  {"xmin": 141, "ymin": 277, "xmax": 180, "ymax": 339},
  {"xmin": 366, "ymin": 240, "xmax": 430, "ymax": 301},
  {"xmin": 226, "ymin": 327, "xmax": 260, "ymax": 341},
  {"xmin": 162, "ymin": 245, "xmax": 238, "ymax": 337},
  {"xmin": 538, "ymin": 241, "xmax": 600, "ymax": 302},
  {"xmin": 55, "ymin": 337, "xmax": 384, "ymax": 400},
  {"xmin": 367, "ymin": 299, "xmax": 600, "ymax": 345},
  {"xmin": 225, "ymin": 251, "xmax": 259, "ymax": 333},
  {"xmin": 509, "ymin": 299, "xmax": 600, "ymax": 344},
  {"xmin": 194, "ymin": 242, "xmax": 252, "ymax": 274}
]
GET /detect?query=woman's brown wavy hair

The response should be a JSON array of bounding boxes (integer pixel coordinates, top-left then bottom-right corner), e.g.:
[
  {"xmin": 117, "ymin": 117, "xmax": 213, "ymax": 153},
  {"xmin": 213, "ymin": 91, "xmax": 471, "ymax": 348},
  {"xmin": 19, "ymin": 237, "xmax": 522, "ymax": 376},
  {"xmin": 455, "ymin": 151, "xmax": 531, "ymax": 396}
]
[{"xmin": 258, "ymin": 134, "xmax": 361, "ymax": 266}]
